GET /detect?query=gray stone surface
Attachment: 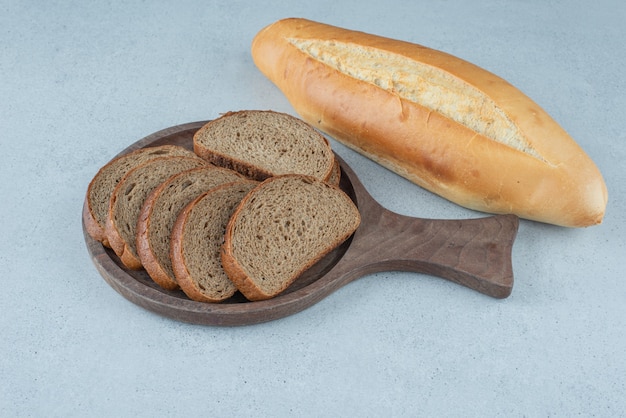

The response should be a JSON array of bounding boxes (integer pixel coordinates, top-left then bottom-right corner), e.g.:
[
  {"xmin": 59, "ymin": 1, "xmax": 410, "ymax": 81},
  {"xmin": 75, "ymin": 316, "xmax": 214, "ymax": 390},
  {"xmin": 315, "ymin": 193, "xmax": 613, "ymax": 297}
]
[{"xmin": 1, "ymin": 1, "xmax": 624, "ymax": 416}]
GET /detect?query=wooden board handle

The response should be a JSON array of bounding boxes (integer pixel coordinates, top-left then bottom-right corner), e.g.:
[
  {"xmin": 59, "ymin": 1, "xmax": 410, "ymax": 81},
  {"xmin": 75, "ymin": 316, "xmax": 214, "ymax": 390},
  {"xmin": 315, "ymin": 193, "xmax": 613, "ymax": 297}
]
[{"xmin": 332, "ymin": 208, "xmax": 519, "ymax": 298}]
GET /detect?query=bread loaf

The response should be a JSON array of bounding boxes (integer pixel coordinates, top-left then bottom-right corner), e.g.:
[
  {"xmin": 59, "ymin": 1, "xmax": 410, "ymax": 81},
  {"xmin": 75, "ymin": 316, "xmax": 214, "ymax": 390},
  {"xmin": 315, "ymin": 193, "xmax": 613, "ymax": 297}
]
[
  {"xmin": 106, "ymin": 156, "xmax": 207, "ymax": 270},
  {"xmin": 193, "ymin": 110, "xmax": 336, "ymax": 182},
  {"xmin": 251, "ymin": 18, "xmax": 608, "ymax": 227},
  {"xmin": 136, "ymin": 165, "xmax": 245, "ymax": 290},
  {"xmin": 83, "ymin": 145, "xmax": 198, "ymax": 246},
  {"xmin": 221, "ymin": 174, "xmax": 360, "ymax": 301},
  {"xmin": 170, "ymin": 180, "xmax": 258, "ymax": 302}
]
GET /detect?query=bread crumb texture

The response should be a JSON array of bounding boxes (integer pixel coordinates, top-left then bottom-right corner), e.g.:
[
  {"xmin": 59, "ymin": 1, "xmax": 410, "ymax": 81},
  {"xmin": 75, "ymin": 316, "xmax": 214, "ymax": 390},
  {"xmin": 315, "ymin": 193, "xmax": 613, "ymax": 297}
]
[
  {"xmin": 146, "ymin": 166, "xmax": 242, "ymax": 281},
  {"xmin": 194, "ymin": 110, "xmax": 334, "ymax": 179},
  {"xmin": 229, "ymin": 175, "xmax": 360, "ymax": 297},
  {"xmin": 179, "ymin": 181, "xmax": 258, "ymax": 301},
  {"xmin": 110, "ymin": 157, "xmax": 206, "ymax": 262},
  {"xmin": 289, "ymin": 38, "xmax": 544, "ymax": 161},
  {"xmin": 88, "ymin": 145, "xmax": 197, "ymax": 235}
]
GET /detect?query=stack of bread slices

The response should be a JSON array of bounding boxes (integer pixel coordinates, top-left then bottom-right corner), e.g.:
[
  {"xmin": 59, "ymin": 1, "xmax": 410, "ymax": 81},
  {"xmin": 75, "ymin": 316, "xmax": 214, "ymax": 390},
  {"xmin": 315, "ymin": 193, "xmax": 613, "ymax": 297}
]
[{"xmin": 84, "ymin": 110, "xmax": 361, "ymax": 302}]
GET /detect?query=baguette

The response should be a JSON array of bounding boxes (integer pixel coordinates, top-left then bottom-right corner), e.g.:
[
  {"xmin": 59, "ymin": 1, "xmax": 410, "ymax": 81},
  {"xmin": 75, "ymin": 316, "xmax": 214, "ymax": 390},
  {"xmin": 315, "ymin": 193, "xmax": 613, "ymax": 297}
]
[{"xmin": 251, "ymin": 18, "xmax": 607, "ymax": 227}]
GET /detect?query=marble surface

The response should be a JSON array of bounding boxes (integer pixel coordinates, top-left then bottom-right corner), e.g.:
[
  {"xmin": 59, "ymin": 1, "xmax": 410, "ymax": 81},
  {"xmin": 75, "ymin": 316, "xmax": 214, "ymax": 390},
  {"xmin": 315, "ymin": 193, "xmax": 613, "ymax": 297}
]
[{"xmin": 2, "ymin": 1, "xmax": 624, "ymax": 416}]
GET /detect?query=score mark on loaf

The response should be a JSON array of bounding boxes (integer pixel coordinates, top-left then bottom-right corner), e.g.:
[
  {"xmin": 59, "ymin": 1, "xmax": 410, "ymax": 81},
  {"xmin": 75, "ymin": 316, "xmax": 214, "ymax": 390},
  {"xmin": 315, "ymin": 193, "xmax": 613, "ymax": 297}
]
[{"xmin": 251, "ymin": 18, "xmax": 608, "ymax": 227}]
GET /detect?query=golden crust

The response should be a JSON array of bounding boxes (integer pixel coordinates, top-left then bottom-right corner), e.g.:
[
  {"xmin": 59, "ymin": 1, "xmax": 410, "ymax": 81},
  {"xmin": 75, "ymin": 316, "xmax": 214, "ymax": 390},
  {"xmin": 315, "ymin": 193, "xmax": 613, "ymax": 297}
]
[{"xmin": 251, "ymin": 18, "xmax": 608, "ymax": 227}]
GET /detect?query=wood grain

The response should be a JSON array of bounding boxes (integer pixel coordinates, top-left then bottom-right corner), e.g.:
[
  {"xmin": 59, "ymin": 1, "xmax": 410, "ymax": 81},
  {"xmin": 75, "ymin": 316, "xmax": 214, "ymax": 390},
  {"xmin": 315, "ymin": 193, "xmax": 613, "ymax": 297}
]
[{"xmin": 84, "ymin": 121, "xmax": 519, "ymax": 326}]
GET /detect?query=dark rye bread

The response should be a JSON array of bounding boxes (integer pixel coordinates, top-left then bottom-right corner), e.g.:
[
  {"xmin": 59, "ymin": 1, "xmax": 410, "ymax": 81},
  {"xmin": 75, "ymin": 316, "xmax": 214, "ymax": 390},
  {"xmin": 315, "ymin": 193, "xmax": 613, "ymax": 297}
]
[
  {"xmin": 328, "ymin": 158, "xmax": 341, "ymax": 186},
  {"xmin": 171, "ymin": 180, "xmax": 259, "ymax": 302},
  {"xmin": 106, "ymin": 156, "xmax": 207, "ymax": 270},
  {"xmin": 193, "ymin": 110, "xmax": 335, "ymax": 182},
  {"xmin": 136, "ymin": 165, "xmax": 245, "ymax": 290},
  {"xmin": 221, "ymin": 174, "xmax": 361, "ymax": 301},
  {"xmin": 83, "ymin": 145, "xmax": 197, "ymax": 246}
]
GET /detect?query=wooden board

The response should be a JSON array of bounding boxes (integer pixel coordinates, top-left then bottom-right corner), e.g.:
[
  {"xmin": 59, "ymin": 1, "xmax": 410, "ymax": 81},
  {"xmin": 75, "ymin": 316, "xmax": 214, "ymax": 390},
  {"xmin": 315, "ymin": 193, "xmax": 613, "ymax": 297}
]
[{"xmin": 83, "ymin": 121, "xmax": 519, "ymax": 326}]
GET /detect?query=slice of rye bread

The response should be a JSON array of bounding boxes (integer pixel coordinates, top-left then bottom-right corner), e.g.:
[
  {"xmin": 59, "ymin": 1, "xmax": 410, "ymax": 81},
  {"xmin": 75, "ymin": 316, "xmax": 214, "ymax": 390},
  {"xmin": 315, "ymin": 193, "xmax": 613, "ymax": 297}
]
[
  {"xmin": 136, "ymin": 165, "xmax": 246, "ymax": 290},
  {"xmin": 221, "ymin": 174, "xmax": 361, "ymax": 301},
  {"xmin": 193, "ymin": 110, "xmax": 335, "ymax": 182},
  {"xmin": 106, "ymin": 156, "xmax": 207, "ymax": 270},
  {"xmin": 171, "ymin": 180, "xmax": 259, "ymax": 302},
  {"xmin": 327, "ymin": 158, "xmax": 341, "ymax": 186},
  {"xmin": 84, "ymin": 145, "xmax": 197, "ymax": 247}
]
